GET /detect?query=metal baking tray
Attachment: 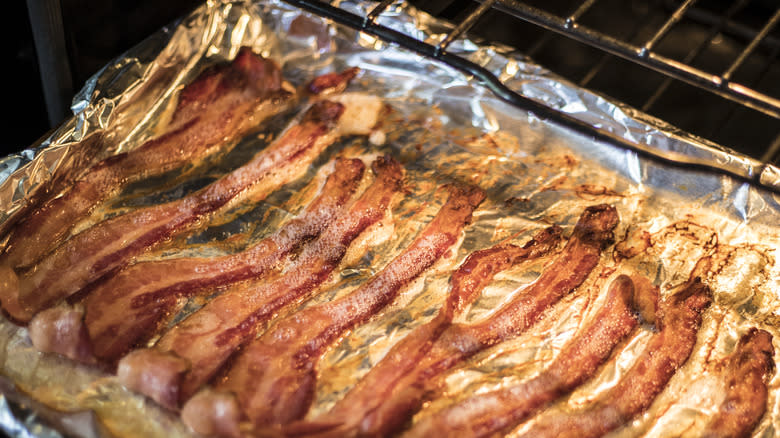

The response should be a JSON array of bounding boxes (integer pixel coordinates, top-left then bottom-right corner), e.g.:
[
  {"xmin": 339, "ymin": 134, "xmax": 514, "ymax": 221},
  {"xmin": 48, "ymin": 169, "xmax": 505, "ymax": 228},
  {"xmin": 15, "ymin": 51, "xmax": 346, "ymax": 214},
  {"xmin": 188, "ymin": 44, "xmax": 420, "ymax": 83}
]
[{"xmin": 1, "ymin": 1, "xmax": 779, "ymax": 436}]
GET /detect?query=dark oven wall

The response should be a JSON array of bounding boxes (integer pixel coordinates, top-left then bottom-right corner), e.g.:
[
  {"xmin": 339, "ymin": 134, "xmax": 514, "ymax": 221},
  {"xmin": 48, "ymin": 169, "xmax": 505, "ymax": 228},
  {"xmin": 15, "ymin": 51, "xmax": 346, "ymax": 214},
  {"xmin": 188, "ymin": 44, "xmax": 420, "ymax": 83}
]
[
  {"xmin": 7, "ymin": 0, "xmax": 202, "ymax": 158},
  {"xmin": 8, "ymin": 0, "xmax": 780, "ymax": 165}
]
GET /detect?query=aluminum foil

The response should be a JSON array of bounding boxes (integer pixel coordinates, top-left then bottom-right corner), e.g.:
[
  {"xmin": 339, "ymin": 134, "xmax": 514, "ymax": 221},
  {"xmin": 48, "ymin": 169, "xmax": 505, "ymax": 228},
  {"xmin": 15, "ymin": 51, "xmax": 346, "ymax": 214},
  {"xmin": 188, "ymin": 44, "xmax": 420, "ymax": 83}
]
[{"xmin": 1, "ymin": 0, "xmax": 780, "ymax": 437}]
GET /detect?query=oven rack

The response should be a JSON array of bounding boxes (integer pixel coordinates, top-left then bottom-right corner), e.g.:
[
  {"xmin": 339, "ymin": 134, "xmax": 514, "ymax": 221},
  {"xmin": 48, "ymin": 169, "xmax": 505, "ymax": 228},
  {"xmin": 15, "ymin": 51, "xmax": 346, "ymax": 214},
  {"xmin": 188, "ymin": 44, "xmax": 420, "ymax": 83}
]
[{"xmin": 285, "ymin": 0, "xmax": 780, "ymax": 194}]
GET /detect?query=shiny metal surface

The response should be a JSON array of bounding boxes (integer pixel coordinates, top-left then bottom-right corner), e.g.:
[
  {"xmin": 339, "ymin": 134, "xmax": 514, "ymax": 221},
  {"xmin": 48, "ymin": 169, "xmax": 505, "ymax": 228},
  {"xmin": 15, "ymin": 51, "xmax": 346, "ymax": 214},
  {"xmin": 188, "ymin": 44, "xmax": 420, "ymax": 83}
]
[{"xmin": 0, "ymin": 1, "xmax": 779, "ymax": 437}]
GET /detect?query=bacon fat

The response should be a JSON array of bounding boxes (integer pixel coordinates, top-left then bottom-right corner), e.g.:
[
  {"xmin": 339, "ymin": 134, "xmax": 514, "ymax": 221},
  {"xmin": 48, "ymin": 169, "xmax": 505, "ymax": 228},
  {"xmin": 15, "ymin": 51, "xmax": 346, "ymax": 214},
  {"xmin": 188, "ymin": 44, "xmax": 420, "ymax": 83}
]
[{"xmin": 28, "ymin": 305, "xmax": 96, "ymax": 365}]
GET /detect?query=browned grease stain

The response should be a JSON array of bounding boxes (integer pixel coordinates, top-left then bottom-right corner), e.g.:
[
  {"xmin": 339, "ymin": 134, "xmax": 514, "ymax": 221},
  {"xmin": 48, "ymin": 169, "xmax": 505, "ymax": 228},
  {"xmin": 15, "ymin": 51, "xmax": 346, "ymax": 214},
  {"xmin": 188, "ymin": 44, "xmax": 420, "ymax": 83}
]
[
  {"xmin": 539, "ymin": 175, "xmax": 569, "ymax": 193},
  {"xmin": 504, "ymin": 196, "xmax": 531, "ymax": 207},
  {"xmin": 705, "ymin": 244, "xmax": 773, "ymax": 279},
  {"xmin": 534, "ymin": 153, "xmax": 579, "ymax": 169},
  {"xmin": 652, "ymin": 221, "xmax": 719, "ymax": 254},
  {"xmin": 577, "ymin": 184, "xmax": 624, "ymax": 198},
  {"xmin": 614, "ymin": 227, "xmax": 652, "ymax": 262}
]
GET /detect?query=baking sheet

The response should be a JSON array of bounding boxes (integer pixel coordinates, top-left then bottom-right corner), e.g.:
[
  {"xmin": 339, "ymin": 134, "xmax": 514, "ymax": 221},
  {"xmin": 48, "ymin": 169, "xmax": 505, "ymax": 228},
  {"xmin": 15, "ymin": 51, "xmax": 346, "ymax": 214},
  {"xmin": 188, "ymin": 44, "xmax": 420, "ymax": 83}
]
[{"xmin": 1, "ymin": 0, "xmax": 779, "ymax": 436}]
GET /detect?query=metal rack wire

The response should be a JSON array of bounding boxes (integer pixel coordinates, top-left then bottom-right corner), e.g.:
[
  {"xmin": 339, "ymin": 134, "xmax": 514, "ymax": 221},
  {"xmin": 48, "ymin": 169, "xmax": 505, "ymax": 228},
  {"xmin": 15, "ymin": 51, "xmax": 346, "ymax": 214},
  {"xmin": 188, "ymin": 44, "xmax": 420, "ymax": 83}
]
[
  {"xmin": 490, "ymin": 0, "xmax": 780, "ymax": 118},
  {"xmin": 447, "ymin": 0, "xmax": 780, "ymax": 163},
  {"xmin": 284, "ymin": 0, "xmax": 780, "ymax": 193},
  {"xmin": 421, "ymin": 0, "xmax": 780, "ymax": 162}
]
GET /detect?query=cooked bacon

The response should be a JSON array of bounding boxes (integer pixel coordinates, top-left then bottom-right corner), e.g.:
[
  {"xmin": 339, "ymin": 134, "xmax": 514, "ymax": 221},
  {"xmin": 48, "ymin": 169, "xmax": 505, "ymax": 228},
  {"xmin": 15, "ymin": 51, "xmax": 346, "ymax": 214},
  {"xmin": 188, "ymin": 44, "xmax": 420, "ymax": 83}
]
[
  {"xmin": 2, "ymin": 96, "xmax": 383, "ymax": 324},
  {"xmin": 294, "ymin": 204, "xmax": 618, "ymax": 437},
  {"xmin": 28, "ymin": 305, "xmax": 96, "ymax": 365},
  {"xmin": 181, "ymin": 184, "xmax": 486, "ymax": 435},
  {"xmin": 517, "ymin": 275, "xmax": 711, "ymax": 438},
  {"xmin": 286, "ymin": 226, "xmax": 565, "ymax": 436},
  {"xmin": 181, "ymin": 388, "xmax": 242, "ymax": 438},
  {"xmin": 442, "ymin": 226, "xmax": 563, "ymax": 320},
  {"xmin": 117, "ymin": 349, "xmax": 190, "ymax": 411},
  {"xmin": 28, "ymin": 158, "xmax": 365, "ymax": 364},
  {"xmin": 307, "ymin": 68, "xmax": 360, "ymax": 96},
  {"xmin": 1, "ymin": 48, "xmax": 289, "ymax": 271},
  {"xmin": 700, "ymin": 328, "xmax": 774, "ymax": 438},
  {"xmin": 403, "ymin": 274, "xmax": 646, "ymax": 438},
  {"xmin": 117, "ymin": 156, "xmax": 403, "ymax": 410}
]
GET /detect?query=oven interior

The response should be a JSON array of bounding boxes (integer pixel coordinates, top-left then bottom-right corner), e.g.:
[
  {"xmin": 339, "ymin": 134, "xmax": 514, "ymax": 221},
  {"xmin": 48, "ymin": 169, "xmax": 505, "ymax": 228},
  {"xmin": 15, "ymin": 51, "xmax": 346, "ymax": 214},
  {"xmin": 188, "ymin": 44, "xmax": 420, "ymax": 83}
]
[
  {"xmin": 22, "ymin": 0, "xmax": 780, "ymax": 173},
  {"xmin": 408, "ymin": 0, "xmax": 780, "ymax": 165}
]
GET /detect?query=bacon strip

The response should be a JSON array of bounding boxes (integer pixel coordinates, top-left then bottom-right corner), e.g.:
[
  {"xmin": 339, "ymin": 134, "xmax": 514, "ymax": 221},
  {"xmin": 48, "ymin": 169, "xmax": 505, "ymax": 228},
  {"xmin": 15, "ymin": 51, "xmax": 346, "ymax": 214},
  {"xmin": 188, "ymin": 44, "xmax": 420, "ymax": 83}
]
[
  {"xmin": 441, "ymin": 226, "xmax": 563, "ymax": 320},
  {"xmin": 1, "ymin": 48, "xmax": 289, "ymax": 271},
  {"xmin": 180, "ymin": 184, "xmax": 486, "ymax": 435},
  {"xmin": 294, "ymin": 204, "xmax": 617, "ymax": 437},
  {"xmin": 403, "ymin": 274, "xmax": 646, "ymax": 438},
  {"xmin": 27, "ymin": 305, "xmax": 96, "ymax": 365},
  {"xmin": 517, "ymin": 276, "xmax": 711, "ymax": 438},
  {"xmin": 700, "ymin": 328, "xmax": 774, "ymax": 438},
  {"xmin": 117, "ymin": 156, "xmax": 403, "ymax": 410},
  {"xmin": 28, "ymin": 158, "xmax": 365, "ymax": 364},
  {"xmin": 2, "ymin": 97, "xmax": 382, "ymax": 323}
]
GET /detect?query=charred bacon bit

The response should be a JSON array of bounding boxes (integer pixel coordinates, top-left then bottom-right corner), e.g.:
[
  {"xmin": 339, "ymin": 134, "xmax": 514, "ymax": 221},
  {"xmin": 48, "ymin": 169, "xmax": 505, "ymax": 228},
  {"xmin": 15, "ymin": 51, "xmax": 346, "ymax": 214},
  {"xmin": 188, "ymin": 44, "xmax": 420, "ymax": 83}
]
[
  {"xmin": 518, "ymin": 276, "xmax": 711, "ymax": 438},
  {"xmin": 2, "ymin": 97, "xmax": 382, "ymax": 324},
  {"xmin": 28, "ymin": 305, "xmax": 96, "ymax": 365},
  {"xmin": 183, "ymin": 184, "xmax": 486, "ymax": 435},
  {"xmin": 307, "ymin": 67, "xmax": 360, "ymax": 96},
  {"xmin": 117, "ymin": 156, "xmax": 403, "ymax": 410},
  {"xmin": 404, "ymin": 274, "xmax": 643, "ymax": 438},
  {"xmin": 0, "ymin": 47, "xmax": 288, "ymax": 271},
  {"xmin": 78, "ymin": 158, "xmax": 365, "ymax": 363},
  {"xmin": 629, "ymin": 272, "xmax": 659, "ymax": 325},
  {"xmin": 294, "ymin": 205, "xmax": 616, "ymax": 438},
  {"xmin": 700, "ymin": 328, "xmax": 774, "ymax": 438}
]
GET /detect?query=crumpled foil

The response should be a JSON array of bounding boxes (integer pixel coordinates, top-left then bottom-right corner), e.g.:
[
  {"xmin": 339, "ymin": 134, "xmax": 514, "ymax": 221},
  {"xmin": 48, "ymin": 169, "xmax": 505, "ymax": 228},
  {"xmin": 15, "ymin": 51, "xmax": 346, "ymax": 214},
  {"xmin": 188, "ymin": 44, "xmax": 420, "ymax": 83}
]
[{"xmin": 1, "ymin": 0, "xmax": 779, "ymax": 437}]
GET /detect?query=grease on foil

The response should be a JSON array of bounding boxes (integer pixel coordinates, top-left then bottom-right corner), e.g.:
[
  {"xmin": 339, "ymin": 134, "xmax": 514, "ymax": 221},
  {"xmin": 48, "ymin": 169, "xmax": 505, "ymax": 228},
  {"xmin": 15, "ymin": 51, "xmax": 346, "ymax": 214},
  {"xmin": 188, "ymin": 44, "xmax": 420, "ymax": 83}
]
[{"xmin": 0, "ymin": 0, "xmax": 779, "ymax": 437}]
